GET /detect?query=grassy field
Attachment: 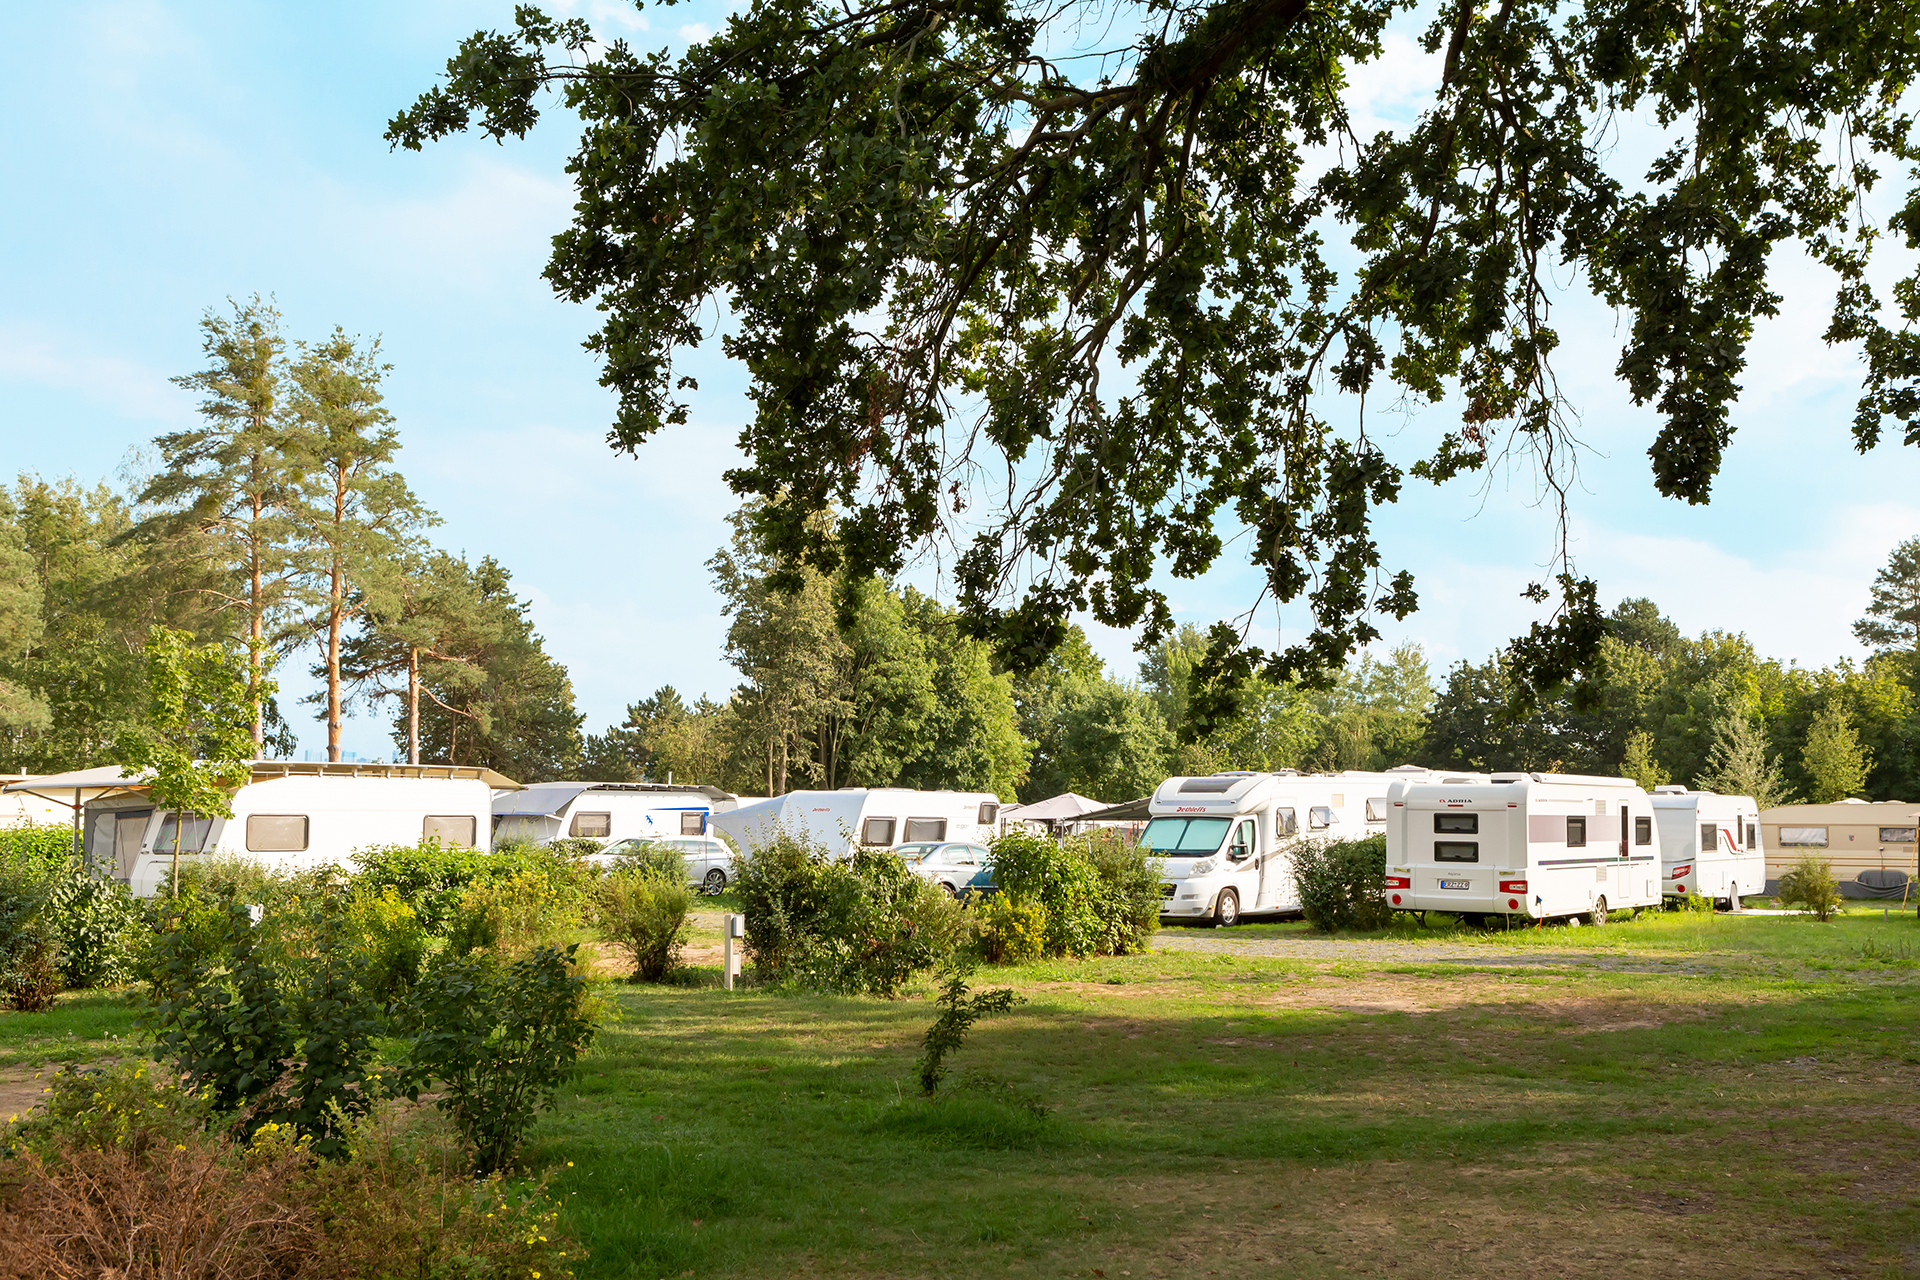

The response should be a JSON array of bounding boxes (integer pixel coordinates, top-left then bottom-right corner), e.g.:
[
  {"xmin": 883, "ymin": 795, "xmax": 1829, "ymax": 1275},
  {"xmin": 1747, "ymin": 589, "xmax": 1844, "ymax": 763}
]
[{"xmin": 4, "ymin": 907, "xmax": 1918, "ymax": 1278}]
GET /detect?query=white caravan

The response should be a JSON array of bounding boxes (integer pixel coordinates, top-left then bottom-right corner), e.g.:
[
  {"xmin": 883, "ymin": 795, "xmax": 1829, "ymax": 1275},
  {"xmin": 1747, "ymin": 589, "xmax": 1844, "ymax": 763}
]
[
  {"xmin": 711, "ymin": 788, "xmax": 1003, "ymax": 858},
  {"xmin": 491, "ymin": 781, "xmax": 740, "ymax": 848},
  {"xmin": 47, "ymin": 761, "xmax": 514, "ymax": 898},
  {"xmin": 1649, "ymin": 786, "xmax": 1765, "ymax": 908},
  {"xmin": 1150, "ymin": 768, "xmax": 1443, "ymax": 926},
  {"xmin": 1385, "ymin": 773, "xmax": 1662, "ymax": 924}
]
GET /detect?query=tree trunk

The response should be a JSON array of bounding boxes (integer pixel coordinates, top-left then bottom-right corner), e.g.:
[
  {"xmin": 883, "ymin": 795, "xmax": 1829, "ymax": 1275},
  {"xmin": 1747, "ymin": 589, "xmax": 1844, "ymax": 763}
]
[
  {"xmin": 408, "ymin": 645, "xmax": 420, "ymax": 765},
  {"xmin": 325, "ymin": 472, "xmax": 347, "ymax": 763},
  {"xmin": 248, "ymin": 495, "xmax": 265, "ymax": 750}
]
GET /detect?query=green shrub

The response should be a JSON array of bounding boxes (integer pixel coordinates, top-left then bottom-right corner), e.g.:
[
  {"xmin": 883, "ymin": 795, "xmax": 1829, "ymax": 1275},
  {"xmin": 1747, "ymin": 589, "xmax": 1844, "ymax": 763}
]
[
  {"xmin": 337, "ymin": 884, "xmax": 430, "ymax": 1005},
  {"xmin": 0, "ymin": 855, "xmax": 61, "ymax": 1011},
  {"xmin": 1778, "ymin": 855, "xmax": 1843, "ymax": 922},
  {"xmin": 352, "ymin": 840, "xmax": 489, "ymax": 934},
  {"xmin": 596, "ymin": 861, "xmax": 692, "ymax": 981},
  {"xmin": 916, "ymin": 963, "xmax": 1022, "ymax": 1095},
  {"xmin": 3, "ymin": 1060, "xmax": 214, "ymax": 1160},
  {"xmin": 0, "ymin": 822, "xmax": 76, "ymax": 870},
  {"xmin": 982, "ymin": 830, "xmax": 1158, "ymax": 959},
  {"xmin": 45, "ymin": 864, "xmax": 143, "ymax": 989},
  {"xmin": 970, "ymin": 894, "xmax": 1049, "ymax": 963},
  {"xmin": 399, "ymin": 944, "xmax": 598, "ymax": 1174},
  {"xmin": 733, "ymin": 826, "xmax": 959, "ymax": 995},
  {"xmin": 1292, "ymin": 834, "xmax": 1392, "ymax": 933},
  {"xmin": 1073, "ymin": 829, "xmax": 1162, "ymax": 955}
]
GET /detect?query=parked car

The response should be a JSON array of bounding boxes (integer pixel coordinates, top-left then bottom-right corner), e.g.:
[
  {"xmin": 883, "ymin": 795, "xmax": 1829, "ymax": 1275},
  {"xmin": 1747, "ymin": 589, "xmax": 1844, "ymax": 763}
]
[
  {"xmin": 595, "ymin": 834, "xmax": 737, "ymax": 895},
  {"xmin": 895, "ymin": 841, "xmax": 994, "ymax": 896}
]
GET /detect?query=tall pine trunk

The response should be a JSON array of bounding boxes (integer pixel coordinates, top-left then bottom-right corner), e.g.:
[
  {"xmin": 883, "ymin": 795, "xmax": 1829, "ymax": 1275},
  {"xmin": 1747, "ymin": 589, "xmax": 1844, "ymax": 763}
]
[
  {"xmin": 248, "ymin": 491, "xmax": 265, "ymax": 750},
  {"xmin": 408, "ymin": 645, "xmax": 420, "ymax": 765},
  {"xmin": 325, "ymin": 474, "xmax": 347, "ymax": 762}
]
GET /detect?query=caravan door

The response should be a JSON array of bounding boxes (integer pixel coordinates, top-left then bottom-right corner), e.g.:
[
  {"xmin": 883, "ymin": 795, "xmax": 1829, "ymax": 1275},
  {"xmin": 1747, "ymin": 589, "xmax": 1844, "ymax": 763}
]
[{"xmin": 1256, "ymin": 807, "xmax": 1298, "ymax": 909}]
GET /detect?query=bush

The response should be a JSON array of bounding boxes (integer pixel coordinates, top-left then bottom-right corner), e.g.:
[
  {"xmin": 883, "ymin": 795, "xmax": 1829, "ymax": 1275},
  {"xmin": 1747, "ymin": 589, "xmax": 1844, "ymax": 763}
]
[
  {"xmin": 733, "ymin": 826, "xmax": 959, "ymax": 995},
  {"xmin": 0, "ymin": 856, "xmax": 61, "ymax": 1012},
  {"xmin": 351, "ymin": 840, "xmax": 489, "ymax": 935},
  {"xmin": 981, "ymin": 830, "xmax": 1159, "ymax": 960},
  {"xmin": 336, "ymin": 884, "xmax": 430, "ymax": 1006},
  {"xmin": 1779, "ymin": 855, "xmax": 1843, "ymax": 922},
  {"xmin": 0, "ymin": 1068, "xmax": 584, "ymax": 1280},
  {"xmin": 970, "ymin": 894, "xmax": 1049, "ymax": 963},
  {"xmin": 596, "ymin": 860, "xmax": 692, "ymax": 981},
  {"xmin": 1292, "ymin": 834, "xmax": 1392, "ymax": 933},
  {"xmin": 46, "ymin": 864, "xmax": 143, "ymax": 989},
  {"xmin": 399, "ymin": 944, "xmax": 598, "ymax": 1175}
]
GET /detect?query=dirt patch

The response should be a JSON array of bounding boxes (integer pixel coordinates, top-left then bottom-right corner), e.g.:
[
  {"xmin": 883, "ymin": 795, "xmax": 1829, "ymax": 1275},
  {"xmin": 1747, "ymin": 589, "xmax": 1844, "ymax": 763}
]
[{"xmin": 0, "ymin": 1069, "xmax": 52, "ymax": 1125}]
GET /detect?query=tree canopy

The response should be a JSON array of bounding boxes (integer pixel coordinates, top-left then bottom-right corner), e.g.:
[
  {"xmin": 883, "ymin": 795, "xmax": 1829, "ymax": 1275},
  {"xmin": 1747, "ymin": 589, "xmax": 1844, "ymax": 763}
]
[{"xmin": 391, "ymin": 0, "xmax": 1920, "ymax": 715}]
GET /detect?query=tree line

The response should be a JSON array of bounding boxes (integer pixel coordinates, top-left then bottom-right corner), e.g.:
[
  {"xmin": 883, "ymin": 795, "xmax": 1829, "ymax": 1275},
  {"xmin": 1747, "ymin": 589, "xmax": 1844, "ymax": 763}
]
[{"xmin": 0, "ymin": 298, "xmax": 580, "ymax": 778}]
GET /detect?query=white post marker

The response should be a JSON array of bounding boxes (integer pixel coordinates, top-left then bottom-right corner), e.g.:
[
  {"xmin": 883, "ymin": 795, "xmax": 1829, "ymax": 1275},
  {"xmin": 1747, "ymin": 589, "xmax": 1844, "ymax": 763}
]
[{"xmin": 724, "ymin": 913, "xmax": 744, "ymax": 990}]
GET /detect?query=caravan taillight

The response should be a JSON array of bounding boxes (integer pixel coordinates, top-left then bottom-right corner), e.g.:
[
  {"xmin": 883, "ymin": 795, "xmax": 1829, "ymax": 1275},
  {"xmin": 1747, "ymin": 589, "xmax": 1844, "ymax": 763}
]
[
  {"xmin": 1672, "ymin": 864, "xmax": 1691, "ymax": 879},
  {"xmin": 1499, "ymin": 879, "xmax": 1527, "ymax": 893},
  {"xmin": 1384, "ymin": 875, "xmax": 1410, "ymax": 889}
]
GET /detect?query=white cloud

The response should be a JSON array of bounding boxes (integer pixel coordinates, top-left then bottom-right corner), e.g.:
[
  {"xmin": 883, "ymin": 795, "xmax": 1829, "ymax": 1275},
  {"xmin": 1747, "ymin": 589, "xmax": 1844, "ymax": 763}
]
[
  {"xmin": 0, "ymin": 324, "xmax": 186, "ymax": 423},
  {"xmin": 678, "ymin": 23, "xmax": 713, "ymax": 42}
]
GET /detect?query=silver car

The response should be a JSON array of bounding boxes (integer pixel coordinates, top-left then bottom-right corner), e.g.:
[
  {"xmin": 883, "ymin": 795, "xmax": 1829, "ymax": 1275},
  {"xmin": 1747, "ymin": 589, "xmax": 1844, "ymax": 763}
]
[
  {"xmin": 595, "ymin": 835, "xmax": 737, "ymax": 895},
  {"xmin": 895, "ymin": 841, "xmax": 995, "ymax": 896}
]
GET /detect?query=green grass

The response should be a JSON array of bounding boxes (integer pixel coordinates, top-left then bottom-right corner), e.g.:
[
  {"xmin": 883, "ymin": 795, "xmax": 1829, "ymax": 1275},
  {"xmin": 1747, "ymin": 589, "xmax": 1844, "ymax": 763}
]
[
  {"xmin": 0, "ymin": 991, "xmax": 140, "ymax": 1067},
  {"xmin": 7, "ymin": 915, "xmax": 1920, "ymax": 1277}
]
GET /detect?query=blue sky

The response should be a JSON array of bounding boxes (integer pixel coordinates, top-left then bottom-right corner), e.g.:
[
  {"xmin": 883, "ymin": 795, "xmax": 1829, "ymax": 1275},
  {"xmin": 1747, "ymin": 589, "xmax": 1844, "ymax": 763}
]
[{"xmin": 3, "ymin": 2, "xmax": 1917, "ymax": 764}]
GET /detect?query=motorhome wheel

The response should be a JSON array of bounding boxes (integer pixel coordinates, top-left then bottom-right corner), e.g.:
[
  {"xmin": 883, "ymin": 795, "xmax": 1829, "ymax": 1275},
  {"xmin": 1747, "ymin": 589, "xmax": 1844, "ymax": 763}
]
[
  {"xmin": 1589, "ymin": 897, "xmax": 1608, "ymax": 927},
  {"xmin": 1213, "ymin": 888, "xmax": 1240, "ymax": 928},
  {"xmin": 704, "ymin": 868, "xmax": 727, "ymax": 896}
]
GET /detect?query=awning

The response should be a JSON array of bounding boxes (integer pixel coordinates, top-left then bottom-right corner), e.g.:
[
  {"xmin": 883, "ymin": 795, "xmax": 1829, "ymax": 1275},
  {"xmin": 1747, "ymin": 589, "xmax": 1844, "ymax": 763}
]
[
  {"xmin": 490, "ymin": 779, "xmax": 734, "ymax": 816},
  {"xmin": 3, "ymin": 760, "xmax": 523, "ymax": 803},
  {"xmin": 1003, "ymin": 792, "xmax": 1109, "ymax": 822},
  {"xmin": 1076, "ymin": 796, "xmax": 1152, "ymax": 823}
]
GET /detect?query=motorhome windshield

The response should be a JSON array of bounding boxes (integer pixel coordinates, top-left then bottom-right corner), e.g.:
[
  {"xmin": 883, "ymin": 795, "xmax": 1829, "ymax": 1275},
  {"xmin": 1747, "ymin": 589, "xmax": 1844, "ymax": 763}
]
[{"xmin": 1139, "ymin": 817, "xmax": 1231, "ymax": 855}]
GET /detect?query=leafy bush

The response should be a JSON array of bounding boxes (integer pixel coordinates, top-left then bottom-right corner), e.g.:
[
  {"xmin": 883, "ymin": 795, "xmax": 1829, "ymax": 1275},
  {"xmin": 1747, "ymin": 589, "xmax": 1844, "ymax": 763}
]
[
  {"xmin": 0, "ymin": 856, "xmax": 61, "ymax": 1012},
  {"xmin": 596, "ymin": 860, "xmax": 692, "ymax": 982},
  {"xmin": 0, "ymin": 1068, "xmax": 584, "ymax": 1280},
  {"xmin": 351, "ymin": 840, "xmax": 489, "ymax": 934},
  {"xmin": 970, "ymin": 894, "xmax": 1049, "ymax": 963},
  {"xmin": 399, "ymin": 944, "xmax": 598, "ymax": 1174},
  {"xmin": 337, "ymin": 884, "xmax": 429, "ymax": 1005},
  {"xmin": 46, "ymin": 865, "xmax": 143, "ymax": 989},
  {"xmin": 1779, "ymin": 855, "xmax": 1843, "ymax": 922},
  {"xmin": 982, "ymin": 830, "xmax": 1158, "ymax": 959},
  {"xmin": 0, "ymin": 822, "xmax": 74, "ymax": 870},
  {"xmin": 733, "ymin": 826, "xmax": 959, "ymax": 994},
  {"xmin": 1292, "ymin": 834, "xmax": 1392, "ymax": 933}
]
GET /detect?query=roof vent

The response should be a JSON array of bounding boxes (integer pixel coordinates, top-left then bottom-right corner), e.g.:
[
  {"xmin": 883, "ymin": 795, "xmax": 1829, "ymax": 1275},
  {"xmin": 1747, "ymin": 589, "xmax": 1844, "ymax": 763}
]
[
  {"xmin": 1178, "ymin": 777, "xmax": 1238, "ymax": 794},
  {"xmin": 1653, "ymin": 784, "xmax": 1688, "ymax": 794}
]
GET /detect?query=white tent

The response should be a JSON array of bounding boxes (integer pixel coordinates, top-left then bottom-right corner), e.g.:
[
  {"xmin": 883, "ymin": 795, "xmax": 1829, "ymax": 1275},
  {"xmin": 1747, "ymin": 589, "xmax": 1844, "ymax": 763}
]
[{"xmin": 1002, "ymin": 792, "xmax": 1108, "ymax": 830}]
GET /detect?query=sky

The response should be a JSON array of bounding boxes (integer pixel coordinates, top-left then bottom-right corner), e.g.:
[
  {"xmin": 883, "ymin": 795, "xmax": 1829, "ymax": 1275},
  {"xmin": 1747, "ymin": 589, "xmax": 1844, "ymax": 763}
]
[{"xmin": 2, "ymin": 2, "xmax": 1917, "ymax": 764}]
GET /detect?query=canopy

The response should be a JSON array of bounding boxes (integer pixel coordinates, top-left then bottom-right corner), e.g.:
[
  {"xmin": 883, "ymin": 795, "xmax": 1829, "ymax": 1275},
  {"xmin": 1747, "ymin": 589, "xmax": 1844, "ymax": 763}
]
[
  {"xmin": 1003, "ymin": 792, "xmax": 1108, "ymax": 823},
  {"xmin": 1077, "ymin": 796, "xmax": 1153, "ymax": 823},
  {"xmin": 3, "ymin": 760, "xmax": 522, "ymax": 800},
  {"xmin": 492, "ymin": 779, "xmax": 733, "ymax": 816}
]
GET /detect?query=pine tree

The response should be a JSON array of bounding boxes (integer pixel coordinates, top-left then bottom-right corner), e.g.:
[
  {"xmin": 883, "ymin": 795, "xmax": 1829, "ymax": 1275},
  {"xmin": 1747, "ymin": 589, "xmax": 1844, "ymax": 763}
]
[
  {"xmin": 1802, "ymin": 699, "xmax": 1872, "ymax": 803},
  {"xmin": 1694, "ymin": 713, "xmax": 1791, "ymax": 808},
  {"xmin": 1620, "ymin": 730, "xmax": 1669, "ymax": 792}
]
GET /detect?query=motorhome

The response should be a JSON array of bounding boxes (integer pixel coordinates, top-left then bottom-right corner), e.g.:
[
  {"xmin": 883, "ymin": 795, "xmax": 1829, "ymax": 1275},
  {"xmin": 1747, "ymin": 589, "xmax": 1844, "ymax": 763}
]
[
  {"xmin": 1650, "ymin": 786, "xmax": 1765, "ymax": 908},
  {"xmin": 491, "ymin": 781, "xmax": 740, "ymax": 848},
  {"xmin": 1149, "ymin": 768, "xmax": 1443, "ymax": 926},
  {"xmin": 710, "ymin": 788, "xmax": 1003, "ymax": 858},
  {"xmin": 1385, "ymin": 772, "xmax": 1662, "ymax": 924},
  {"xmin": 26, "ymin": 761, "xmax": 514, "ymax": 897}
]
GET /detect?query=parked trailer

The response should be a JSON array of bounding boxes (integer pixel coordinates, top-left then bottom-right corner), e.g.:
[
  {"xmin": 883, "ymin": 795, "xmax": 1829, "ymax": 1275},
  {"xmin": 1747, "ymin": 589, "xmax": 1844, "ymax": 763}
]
[
  {"xmin": 1385, "ymin": 773, "xmax": 1662, "ymax": 924},
  {"xmin": 16, "ymin": 762, "xmax": 516, "ymax": 898},
  {"xmin": 1150, "ymin": 767, "xmax": 1453, "ymax": 926},
  {"xmin": 710, "ymin": 788, "xmax": 1003, "ymax": 858},
  {"xmin": 1649, "ymin": 786, "xmax": 1765, "ymax": 908},
  {"xmin": 491, "ymin": 781, "xmax": 740, "ymax": 848}
]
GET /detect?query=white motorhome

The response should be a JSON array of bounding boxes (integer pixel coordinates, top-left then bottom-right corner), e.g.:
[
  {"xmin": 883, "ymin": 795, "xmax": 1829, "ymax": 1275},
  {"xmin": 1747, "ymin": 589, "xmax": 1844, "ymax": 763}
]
[
  {"xmin": 30, "ymin": 762, "xmax": 514, "ymax": 897},
  {"xmin": 1385, "ymin": 773, "xmax": 1662, "ymax": 924},
  {"xmin": 1150, "ymin": 768, "xmax": 1440, "ymax": 926},
  {"xmin": 491, "ymin": 781, "xmax": 740, "ymax": 848},
  {"xmin": 1649, "ymin": 786, "xmax": 1765, "ymax": 908},
  {"xmin": 711, "ymin": 788, "xmax": 1003, "ymax": 858}
]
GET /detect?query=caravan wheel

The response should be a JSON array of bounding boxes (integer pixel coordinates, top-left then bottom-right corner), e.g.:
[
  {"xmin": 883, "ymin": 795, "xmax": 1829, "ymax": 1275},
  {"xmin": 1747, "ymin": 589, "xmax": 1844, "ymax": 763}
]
[
  {"xmin": 1588, "ymin": 897, "xmax": 1609, "ymax": 927},
  {"xmin": 1213, "ymin": 888, "xmax": 1241, "ymax": 928}
]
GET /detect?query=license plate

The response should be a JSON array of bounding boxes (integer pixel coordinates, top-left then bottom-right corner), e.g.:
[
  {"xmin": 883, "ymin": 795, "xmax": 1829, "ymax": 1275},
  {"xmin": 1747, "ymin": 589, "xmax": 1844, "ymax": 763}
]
[{"xmin": 1439, "ymin": 879, "xmax": 1471, "ymax": 890}]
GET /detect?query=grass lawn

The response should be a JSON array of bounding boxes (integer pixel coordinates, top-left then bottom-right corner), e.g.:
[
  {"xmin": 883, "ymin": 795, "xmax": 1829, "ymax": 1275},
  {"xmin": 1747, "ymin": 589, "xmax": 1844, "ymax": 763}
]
[{"xmin": 5, "ymin": 907, "xmax": 1918, "ymax": 1277}]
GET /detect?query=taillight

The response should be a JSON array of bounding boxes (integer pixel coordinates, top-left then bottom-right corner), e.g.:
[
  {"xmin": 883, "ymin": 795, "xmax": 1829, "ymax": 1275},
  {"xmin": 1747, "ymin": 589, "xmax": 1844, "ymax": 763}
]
[
  {"xmin": 1499, "ymin": 879, "xmax": 1527, "ymax": 893},
  {"xmin": 1507, "ymin": 898, "xmax": 1520, "ymax": 910},
  {"xmin": 1672, "ymin": 864, "xmax": 1691, "ymax": 879},
  {"xmin": 1390, "ymin": 893, "xmax": 1402, "ymax": 905},
  {"xmin": 1385, "ymin": 875, "xmax": 1410, "ymax": 889}
]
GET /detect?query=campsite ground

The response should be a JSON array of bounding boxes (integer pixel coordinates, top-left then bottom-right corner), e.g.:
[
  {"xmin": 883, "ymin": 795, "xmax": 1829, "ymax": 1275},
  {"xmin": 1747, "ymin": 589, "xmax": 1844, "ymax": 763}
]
[{"xmin": 4, "ymin": 908, "xmax": 1917, "ymax": 1278}]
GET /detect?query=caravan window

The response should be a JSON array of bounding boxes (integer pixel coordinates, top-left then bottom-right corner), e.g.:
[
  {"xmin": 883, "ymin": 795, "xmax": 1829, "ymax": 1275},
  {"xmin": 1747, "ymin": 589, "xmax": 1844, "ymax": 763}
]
[
  {"xmin": 1779, "ymin": 826, "xmax": 1827, "ymax": 847},
  {"xmin": 155, "ymin": 812, "xmax": 213, "ymax": 855},
  {"xmin": 680, "ymin": 812, "xmax": 707, "ymax": 836},
  {"xmin": 1308, "ymin": 806, "xmax": 1334, "ymax": 830},
  {"xmin": 1746, "ymin": 822, "xmax": 1758, "ymax": 848},
  {"xmin": 423, "ymin": 815, "xmax": 477, "ymax": 849},
  {"xmin": 569, "ymin": 812, "xmax": 612, "ymax": 839},
  {"xmin": 1434, "ymin": 841, "xmax": 1478, "ymax": 863},
  {"xmin": 1138, "ymin": 817, "xmax": 1231, "ymax": 854},
  {"xmin": 905, "ymin": 818, "xmax": 948, "ymax": 843},
  {"xmin": 246, "ymin": 815, "xmax": 308, "ymax": 853},
  {"xmin": 1565, "ymin": 817, "xmax": 1586, "ymax": 848},
  {"xmin": 1434, "ymin": 812, "xmax": 1478, "ymax": 834},
  {"xmin": 861, "ymin": 817, "xmax": 897, "ymax": 846},
  {"xmin": 1635, "ymin": 816, "xmax": 1653, "ymax": 845},
  {"xmin": 1700, "ymin": 823, "xmax": 1716, "ymax": 853},
  {"xmin": 1276, "ymin": 809, "xmax": 1297, "ymax": 836},
  {"xmin": 1881, "ymin": 827, "xmax": 1916, "ymax": 844},
  {"xmin": 978, "ymin": 802, "xmax": 999, "ymax": 825},
  {"xmin": 1365, "ymin": 798, "xmax": 1388, "ymax": 822}
]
